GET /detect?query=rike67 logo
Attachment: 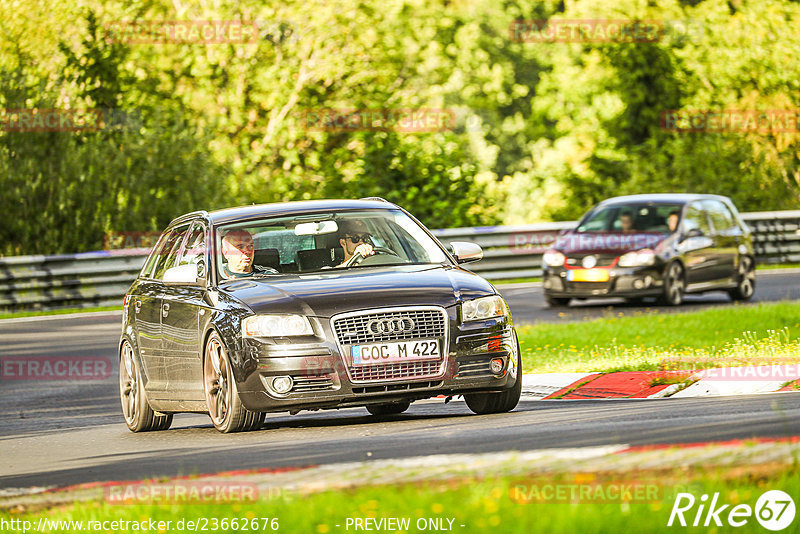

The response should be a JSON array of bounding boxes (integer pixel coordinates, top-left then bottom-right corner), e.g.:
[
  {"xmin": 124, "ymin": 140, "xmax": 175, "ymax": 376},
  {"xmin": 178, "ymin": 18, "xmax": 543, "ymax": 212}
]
[{"xmin": 668, "ymin": 490, "xmax": 796, "ymax": 531}]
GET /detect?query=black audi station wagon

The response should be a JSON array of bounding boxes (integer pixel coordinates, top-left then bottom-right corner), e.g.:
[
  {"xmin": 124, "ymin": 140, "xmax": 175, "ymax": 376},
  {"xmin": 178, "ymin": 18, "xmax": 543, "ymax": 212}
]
[
  {"xmin": 119, "ymin": 199, "xmax": 521, "ymax": 433},
  {"xmin": 541, "ymin": 194, "xmax": 756, "ymax": 307}
]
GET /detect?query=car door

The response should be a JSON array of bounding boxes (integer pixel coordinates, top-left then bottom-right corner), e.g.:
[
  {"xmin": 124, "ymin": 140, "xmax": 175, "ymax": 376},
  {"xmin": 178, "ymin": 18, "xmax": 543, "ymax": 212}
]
[
  {"xmin": 679, "ymin": 203, "xmax": 716, "ymax": 285},
  {"xmin": 702, "ymin": 199, "xmax": 739, "ymax": 282},
  {"xmin": 160, "ymin": 221, "xmax": 207, "ymax": 401},
  {"xmin": 138, "ymin": 224, "xmax": 191, "ymax": 393}
]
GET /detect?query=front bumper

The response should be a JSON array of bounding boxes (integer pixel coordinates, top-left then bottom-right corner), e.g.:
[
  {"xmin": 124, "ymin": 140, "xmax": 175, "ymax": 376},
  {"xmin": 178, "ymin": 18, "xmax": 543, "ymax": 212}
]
[
  {"xmin": 235, "ymin": 312, "xmax": 518, "ymax": 413},
  {"xmin": 542, "ymin": 264, "xmax": 666, "ymax": 299}
]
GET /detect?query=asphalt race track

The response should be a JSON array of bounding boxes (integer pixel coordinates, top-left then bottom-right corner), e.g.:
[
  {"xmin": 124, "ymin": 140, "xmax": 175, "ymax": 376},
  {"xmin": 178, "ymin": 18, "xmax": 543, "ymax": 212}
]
[{"xmin": 1, "ymin": 271, "xmax": 799, "ymax": 490}]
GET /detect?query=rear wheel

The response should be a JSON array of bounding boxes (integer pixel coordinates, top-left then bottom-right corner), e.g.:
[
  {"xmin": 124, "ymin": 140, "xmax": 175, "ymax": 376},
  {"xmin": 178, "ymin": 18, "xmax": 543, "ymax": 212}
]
[
  {"xmin": 203, "ymin": 332, "xmax": 265, "ymax": 433},
  {"xmin": 366, "ymin": 401, "xmax": 411, "ymax": 416},
  {"xmin": 545, "ymin": 295, "xmax": 571, "ymax": 307},
  {"xmin": 465, "ymin": 338, "xmax": 522, "ymax": 415},
  {"xmin": 728, "ymin": 256, "xmax": 756, "ymax": 301},
  {"xmin": 658, "ymin": 262, "xmax": 685, "ymax": 306},
  {"xmin": 119, "ymin": 340, "xmax": 172, "ymax": 432}
]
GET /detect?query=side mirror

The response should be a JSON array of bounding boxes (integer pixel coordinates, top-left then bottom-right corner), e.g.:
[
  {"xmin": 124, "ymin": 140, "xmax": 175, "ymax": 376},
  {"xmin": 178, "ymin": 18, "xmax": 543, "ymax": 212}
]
[
  {"xmin": 449, "ymin": 241, "xmax": 483, "ymax": 264},
  {"xmin": 163, "ymin": 263, "xmax": 202, "ymax": 285},
  {"xmin": 685, "ymin": 228, "xmax": 704, "ymax": 238}
]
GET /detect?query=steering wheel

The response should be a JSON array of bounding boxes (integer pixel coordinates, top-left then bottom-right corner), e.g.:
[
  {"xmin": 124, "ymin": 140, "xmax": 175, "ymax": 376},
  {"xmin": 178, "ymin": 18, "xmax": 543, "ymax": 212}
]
[{"xmin": 342, "ymin": 246, "xmax": 397, "ymax": 268}]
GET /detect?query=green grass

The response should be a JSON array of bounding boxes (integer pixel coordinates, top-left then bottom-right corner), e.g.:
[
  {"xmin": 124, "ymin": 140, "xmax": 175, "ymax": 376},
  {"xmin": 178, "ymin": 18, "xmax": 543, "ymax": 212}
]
[
  {"xmin": 4, "ymin": 465, "xmax": 799, "ymax": 533},
  {"xmin": 517, "ymin": 301, "xmax": 800, "ymax": 373},
  {"xmin": 757, "ymin": 262, "xmax": 800, "ymax": 270},
  {"xmin": 0, "ymin": 305, "xmax": 120, "ymax": 320}
]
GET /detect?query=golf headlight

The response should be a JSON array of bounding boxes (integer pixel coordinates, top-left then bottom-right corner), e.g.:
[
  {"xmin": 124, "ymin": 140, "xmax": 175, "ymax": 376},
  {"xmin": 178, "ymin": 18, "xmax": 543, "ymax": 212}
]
[
  {"xmin": 617, "ymin": 249, "xmax": 656, "ymax": 267},
  {"xmin": 543, "ymin": 249, "xmax": 566, "ymax": 267},
  {"xmin": 242, "ymin": 315, "xmax": 313, "ymax": 337},
  {"xmin": 462, "ymin": 295, "xmax": 507, "ymax": 322}
]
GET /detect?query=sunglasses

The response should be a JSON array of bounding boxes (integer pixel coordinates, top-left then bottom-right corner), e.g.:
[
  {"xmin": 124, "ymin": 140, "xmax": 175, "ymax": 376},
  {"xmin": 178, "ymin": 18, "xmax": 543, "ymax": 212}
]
[{"xmin": 344, "ymin": 233, "xmax": 371, "ymax": 244}]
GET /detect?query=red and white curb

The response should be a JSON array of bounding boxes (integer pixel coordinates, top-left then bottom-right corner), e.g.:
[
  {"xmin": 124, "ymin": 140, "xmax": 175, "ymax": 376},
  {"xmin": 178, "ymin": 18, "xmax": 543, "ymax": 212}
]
[{"xmin": 522, "ymin": 367, "xmax": 800, "ymax": 400}]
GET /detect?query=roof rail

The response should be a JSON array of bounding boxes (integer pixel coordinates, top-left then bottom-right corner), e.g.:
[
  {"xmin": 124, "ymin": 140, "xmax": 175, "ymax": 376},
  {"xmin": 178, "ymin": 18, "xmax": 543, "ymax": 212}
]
[
  {"xmin": 359, "ymin": 197, "xmax": 391, "ymax": 203},
  {"xmin": 169, "ymin": 210, "xmax": 210, "ymax": 227}
]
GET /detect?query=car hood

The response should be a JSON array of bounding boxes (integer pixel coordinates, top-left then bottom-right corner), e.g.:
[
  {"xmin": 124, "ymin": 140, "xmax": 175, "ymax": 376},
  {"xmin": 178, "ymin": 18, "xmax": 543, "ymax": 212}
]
[
  {"xmin": 554, "ymin": 232, "xmax": 668, "ymax": 255},
  {"xmin": 219, "ymin": 264, "xmax": 495, "ymax": 317}
]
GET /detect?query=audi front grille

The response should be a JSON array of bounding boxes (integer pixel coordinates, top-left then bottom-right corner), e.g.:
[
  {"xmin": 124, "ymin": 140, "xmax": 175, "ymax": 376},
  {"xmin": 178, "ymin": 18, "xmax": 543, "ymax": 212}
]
[{"xmin": 331, "ymin": 306, "xmax": 448, "ymax": 383}]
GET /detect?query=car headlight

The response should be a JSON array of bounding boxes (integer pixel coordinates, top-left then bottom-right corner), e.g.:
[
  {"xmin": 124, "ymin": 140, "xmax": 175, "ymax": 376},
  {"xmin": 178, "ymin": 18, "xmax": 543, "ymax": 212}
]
[
  {"xmin": 617, "ymin": 249, "xmax": 656, "ymax": 267},
  {"xmin": 462, "ymin": 295, "xmax": 507, "ymax": 322},
  {"xmin": 543, "ymin": 249, "xmax": 566, "ymax": 267},
  {"xmin": 242, "ymin": 315, "xmax": 314, "ymax": 337}
]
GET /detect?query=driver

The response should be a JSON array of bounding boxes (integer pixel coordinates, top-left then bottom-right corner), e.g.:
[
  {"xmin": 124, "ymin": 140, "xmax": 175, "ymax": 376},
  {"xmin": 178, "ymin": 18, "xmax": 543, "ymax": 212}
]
[
  {"xmin": 220, "ymin": 229, "xmax": 277, "ymax": 279},
  {"xmin": 336, "ymin": 220, "xmax": 374, "ymax": 267}
]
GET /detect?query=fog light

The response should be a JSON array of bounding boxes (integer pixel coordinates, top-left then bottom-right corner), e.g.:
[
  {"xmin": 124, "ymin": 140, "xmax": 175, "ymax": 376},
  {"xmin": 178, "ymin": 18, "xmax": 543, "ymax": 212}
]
[
  {"xmin": 633, "ymin": 279, "xmax": 644, "ymax": 289},
  {"xmin": 272, "ymin": 376, "xmax": 293, "ymax": 394},
  {"xmin": 490, "ymin": 358, "xmax": 504, "ymax": 374}
]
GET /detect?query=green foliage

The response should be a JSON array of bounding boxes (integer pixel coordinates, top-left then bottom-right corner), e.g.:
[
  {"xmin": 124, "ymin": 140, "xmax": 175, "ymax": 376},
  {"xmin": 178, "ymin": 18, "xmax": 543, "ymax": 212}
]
[{"xmin": 1, "ymin": 0, "xmax": 799, "ymax": 254}]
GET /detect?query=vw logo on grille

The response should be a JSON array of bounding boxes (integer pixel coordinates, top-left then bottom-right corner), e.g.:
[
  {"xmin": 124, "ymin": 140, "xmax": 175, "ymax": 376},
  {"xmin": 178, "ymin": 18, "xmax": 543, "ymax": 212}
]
[
  {"xmin": 581, "ymin": 255, "xmax": 597, "ymax": 269},
  {"xmin": 367, "ymin": 317, "xmax": 415, "ymax": 335}
]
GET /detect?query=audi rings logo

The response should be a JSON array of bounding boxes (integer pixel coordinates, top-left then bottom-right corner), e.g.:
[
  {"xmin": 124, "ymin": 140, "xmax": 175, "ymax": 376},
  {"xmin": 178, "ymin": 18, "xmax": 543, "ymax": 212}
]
[{"xmin": 367, "ymin": 317, "xmax": 415, "ymax": 335}]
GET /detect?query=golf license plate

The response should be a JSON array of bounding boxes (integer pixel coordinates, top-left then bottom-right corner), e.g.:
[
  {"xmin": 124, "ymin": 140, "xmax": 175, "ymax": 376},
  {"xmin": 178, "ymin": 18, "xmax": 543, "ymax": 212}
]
[
  {"xmin": 567, "ymin": 269, "xmax": 610, "ymax": 282},
  {"xmin": 352, "ymin": 339, "xmax": 440, "ymax": 365}
]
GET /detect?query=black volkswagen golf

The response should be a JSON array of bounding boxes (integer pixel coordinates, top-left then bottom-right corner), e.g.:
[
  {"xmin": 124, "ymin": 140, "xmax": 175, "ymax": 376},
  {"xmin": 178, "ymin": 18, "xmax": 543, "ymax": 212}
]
[
  {"xmin": 541, "ymin": 194, "xmax": 756, "ymax": 307},
  {"xmin": 120, "ymin": 199, "xmax": 520, "ymax": 432}
]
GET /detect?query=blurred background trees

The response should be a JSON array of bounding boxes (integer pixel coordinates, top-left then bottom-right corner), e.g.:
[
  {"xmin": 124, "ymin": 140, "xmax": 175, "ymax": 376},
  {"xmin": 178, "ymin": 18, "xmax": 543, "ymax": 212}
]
[{"xmin": 1, "ymin": 0, "xmax": 798, "ymax": 254}]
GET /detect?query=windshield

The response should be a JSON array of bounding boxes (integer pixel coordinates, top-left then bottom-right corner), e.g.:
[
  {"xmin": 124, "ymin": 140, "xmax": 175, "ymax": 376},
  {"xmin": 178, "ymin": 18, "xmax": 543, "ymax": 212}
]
[
  {"xmin": 214, "ymin": 209, "xmax": 450, "ymax": 279},
  {"xmin": 576, "ymin": 203, "xmax": 684, "ymax": 233}
]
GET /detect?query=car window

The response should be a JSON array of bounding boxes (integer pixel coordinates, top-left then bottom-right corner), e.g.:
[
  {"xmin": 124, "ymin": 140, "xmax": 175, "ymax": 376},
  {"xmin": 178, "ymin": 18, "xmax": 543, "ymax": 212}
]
[
  {"xmin": 682, "ymin": 204, "xmax": 711, "ymax": 235},
  {"xmin": 215, "ymin": 209, "xmax": 449, "ymax": 278},
  {"xmin": 702, "ymin": 200, "xmax": 736, "ymax": 234},
  {"xmin": 140, "ymin": 231, "xmax": 171, "ymax": 279},
  {"xmin": 151, "ymin": 225, "xmax": 190, "ymax": 280},
  {"xmin": 577, "ymin": 203, "xmax": 683, "ymax": 233},
  {"xmin": 177, "ymin": 222, "xmax": 207, "ymax": 277}
]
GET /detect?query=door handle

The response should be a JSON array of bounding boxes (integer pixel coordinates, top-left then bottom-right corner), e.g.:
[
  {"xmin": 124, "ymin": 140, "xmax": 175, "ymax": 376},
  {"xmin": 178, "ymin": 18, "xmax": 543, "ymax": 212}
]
[
  {"xmin": 134, "ymin": 300, "xmax": 142, "ymax": 313},
  {"xmin": 162, "ymin": 302, "xmax": 170, "ymax": 317}
]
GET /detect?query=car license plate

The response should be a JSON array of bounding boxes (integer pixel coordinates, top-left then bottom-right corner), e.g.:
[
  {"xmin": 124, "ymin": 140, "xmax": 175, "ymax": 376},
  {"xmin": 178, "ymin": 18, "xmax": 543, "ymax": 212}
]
[
  {"xmin": 567, "ymin": 269, "xmax": 610, "ymax": 282},
  {"xmin": 352, "ymin": 340, "xmax": 440, "ymax": 365}
]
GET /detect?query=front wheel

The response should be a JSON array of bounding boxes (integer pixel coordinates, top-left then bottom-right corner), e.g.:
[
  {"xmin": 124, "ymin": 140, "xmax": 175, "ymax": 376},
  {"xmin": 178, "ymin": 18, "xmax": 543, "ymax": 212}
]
[
  {"xmin": 658, "ymin": 262, "xmax": 685, "ymax": 306},
  {"xmin": 203, "ymin": 332, "xmax": 265, "ymax": 433},
  {"xmin": 728, "ymin": 256, "xmax": 756, "ymax": 301},
  {"xmin": 464, "ymin": 339, "xmax": 522, "ymax": 415},
  {"xmin": 545, "ymin": 295, "xmax": 571, "ymax": 307},
  {"xmin": 119, "ymin": 339, "xmax": 172, "ymax": 432}
]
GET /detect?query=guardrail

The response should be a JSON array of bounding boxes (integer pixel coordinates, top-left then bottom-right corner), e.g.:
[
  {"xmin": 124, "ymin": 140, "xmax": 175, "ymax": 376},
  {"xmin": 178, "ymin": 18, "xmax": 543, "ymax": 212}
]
[{"xmin": 1, "ymin": 211, "xmax": 798, "ymax": 312}]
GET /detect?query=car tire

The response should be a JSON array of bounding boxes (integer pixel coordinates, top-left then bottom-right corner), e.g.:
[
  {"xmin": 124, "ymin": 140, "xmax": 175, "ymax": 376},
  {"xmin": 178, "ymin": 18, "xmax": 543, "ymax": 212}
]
[
  {"xmin": 366, "ymin": 401, "xmax": 411, "ymax": 416},
  {"xmin": 658, "ymin": 262, "xmax": 685, "ymax": 306},
  {"xmin": 728, "ymin": 256, "xmax": 756, "ymax": 301},
  {"xmin": 203, "ymin": 331, "xmax": 265, "ymax": 433},
  {"xmin": 464, "ymin": 338, "xmax": 522, "ymax": 415},
  {"xmin": 545, "ymin": 296, "xmax": 571, "ymax": 307},
  {"xmin": 120, "ymin": 339, "xmax": 173, "ymax": 432}
]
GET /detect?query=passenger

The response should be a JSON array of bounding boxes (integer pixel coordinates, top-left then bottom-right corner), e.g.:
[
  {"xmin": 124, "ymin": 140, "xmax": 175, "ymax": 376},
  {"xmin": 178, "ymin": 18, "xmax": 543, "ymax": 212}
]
[
  {"xmin": 667, "ymin": 210, "xmax": 681, "ymax": 233},
  {"xmin": 220, "ymin": 229, "xmax": 276, "ymax": 278},
  {"xmin": 619, "ymin": 212, "xmax": 635, "ymax": 233}
]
